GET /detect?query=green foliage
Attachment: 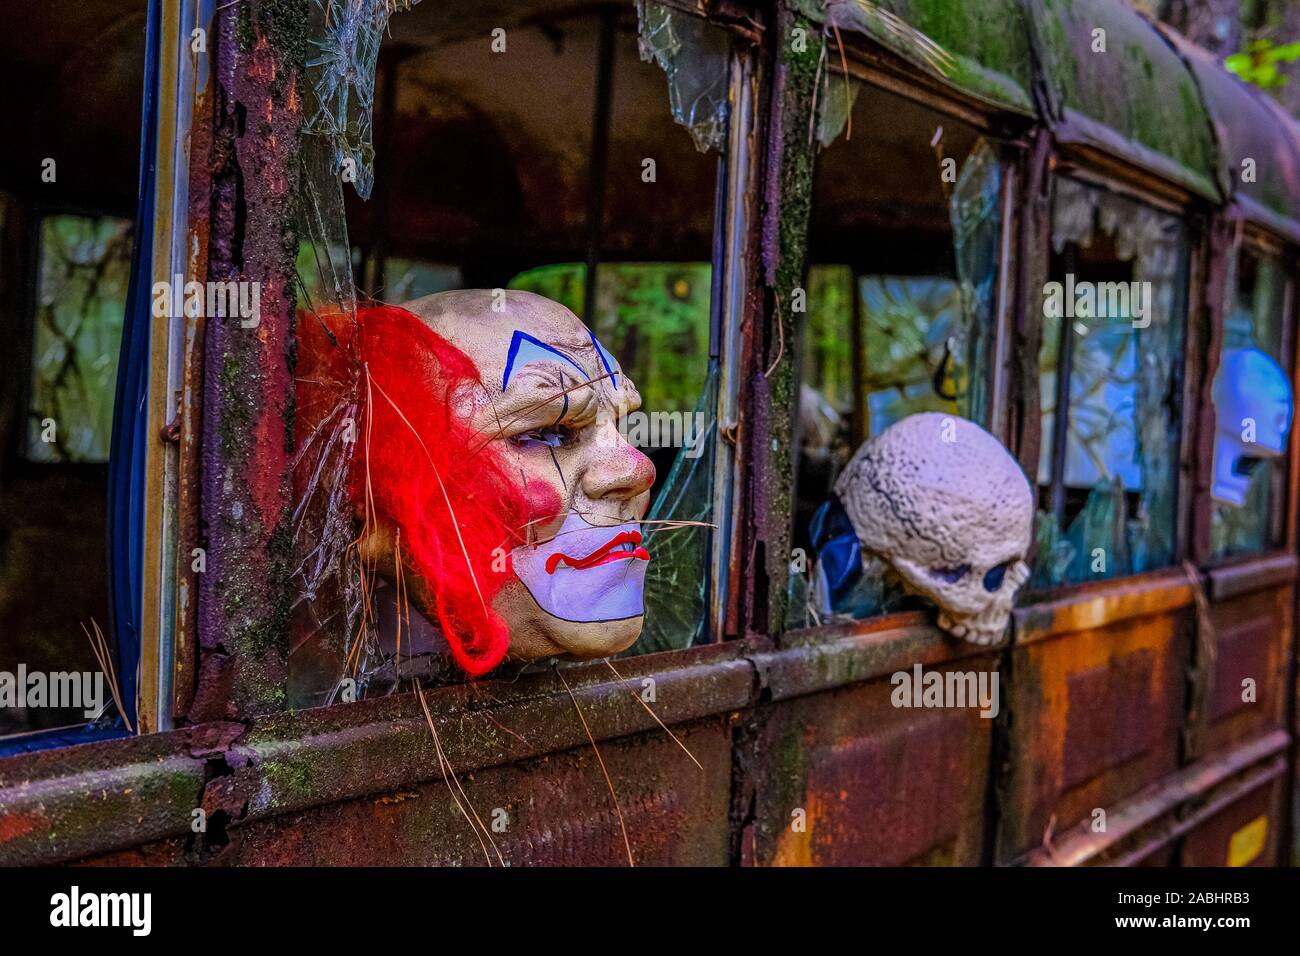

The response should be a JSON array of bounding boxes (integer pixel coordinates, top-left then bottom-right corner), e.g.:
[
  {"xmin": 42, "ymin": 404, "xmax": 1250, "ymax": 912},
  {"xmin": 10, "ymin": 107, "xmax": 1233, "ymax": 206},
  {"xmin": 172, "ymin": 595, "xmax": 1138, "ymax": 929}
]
[
  {"xmin": 508, "ymin": 262, "xmax": 712, "ymax": 414},
  {"xmin": 27, "ymin": 215, "xmax": 133, "ymax": 462},
  {"xmin": 1226, "ymin": 38, "xmax": 1300, "ymax": 90}
]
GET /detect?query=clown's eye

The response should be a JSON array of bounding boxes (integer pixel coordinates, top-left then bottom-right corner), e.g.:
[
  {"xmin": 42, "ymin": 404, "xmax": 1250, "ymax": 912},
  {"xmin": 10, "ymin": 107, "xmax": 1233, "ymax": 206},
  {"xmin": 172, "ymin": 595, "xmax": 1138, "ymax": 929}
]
[{"xmin": 513, "ymin": 425, "xmax": 575, "ymax": 449}]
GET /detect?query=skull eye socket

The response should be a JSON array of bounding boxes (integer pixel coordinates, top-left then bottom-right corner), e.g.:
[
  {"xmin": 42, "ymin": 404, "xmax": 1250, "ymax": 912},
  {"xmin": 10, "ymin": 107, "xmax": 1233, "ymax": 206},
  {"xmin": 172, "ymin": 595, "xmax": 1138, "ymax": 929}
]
[
  {"xmin": 928, "ymin": 563, "xmax": 971, "ymax": 584},
  {"xmin": 983, "ymin": 561, "xmax": 1012, "ymax": 592}
]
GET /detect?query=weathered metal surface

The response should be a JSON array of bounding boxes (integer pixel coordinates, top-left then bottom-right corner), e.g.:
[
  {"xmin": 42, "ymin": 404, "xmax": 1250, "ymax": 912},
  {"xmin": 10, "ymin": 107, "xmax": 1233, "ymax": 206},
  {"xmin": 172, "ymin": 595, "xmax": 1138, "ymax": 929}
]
[
  {"xmin": 765, "ymin": 614, "xmax": 992, "ymax": 700},
  {"xmin": 173, "ymin": 2, "xmax": 220, "ymax": 724},
  {"xmin": 1000, "ymin": 582, "xmax": 1190, "ymax": 861},
  {"xmin": 736, "ymin": 661, "xmax": 995, "ymax": 865},
  {"xmin": 0, "ymin": 723, "xmax": 241, "ymax": 866},
  {"xmin": 1188, "ymin": 585, "xmax": 1294, "ymax": 761},
  {"xmin": 1008, "ymin": 130, "xmax": 1052, "ymax": 491},
  {"xmin": 791, "ymin": 0, "xmax": 1035, "ymax": 115},
  {"xmin": 0, "ymin": 645, "xmax": 752, "ymax": 865},
  {"xmin": 192, "ymin": 0, "xmax": 308, "ymax": 721},
  {"xmin": 1023, "ymin": 0, "xmax": 1219, "ymax": 199},
  {"xmin": 225, "ymin": 718, "xmax": 732, "ymax": 865},
  {"xmin": 1013, "ymin": 567, "xmax": 1193, "ymax": 644},
  {"xmin": 1159, "ymin": 24, "xmax": 1300, "ymax": 243},
  {"xmin": 1208, "ymin": 553, "xmax": 1298, "ymax": 602},
  {"xmin": 1188, "ymin": 217, "xmax": 1234, "ymax": 565},
  {"xmin": 208, "ymin": 645, "xmax": 754, "ymax": 830},
  {"xmin": 1179, "ymin": 766, "xmax": 1286, "ymax": 866},
  {"xmin": 746, "ymin": 3, "xmax": 821, "ymax": 636},
  {"xmin": 1022, "ymin": 728, "xmax": 1287, "ymax": 865}
]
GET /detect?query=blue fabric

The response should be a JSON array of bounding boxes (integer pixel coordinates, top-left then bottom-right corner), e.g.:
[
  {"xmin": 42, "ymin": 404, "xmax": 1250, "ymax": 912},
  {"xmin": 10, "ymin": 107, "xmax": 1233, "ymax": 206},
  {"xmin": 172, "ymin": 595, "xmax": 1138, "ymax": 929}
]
[
  {"xmin": 0, "ymin": 725, "xmax": 131, "ymax": 759},
  {"xmin": 809, "ymin": 494, "xmax": 862, "ymax": 609}
]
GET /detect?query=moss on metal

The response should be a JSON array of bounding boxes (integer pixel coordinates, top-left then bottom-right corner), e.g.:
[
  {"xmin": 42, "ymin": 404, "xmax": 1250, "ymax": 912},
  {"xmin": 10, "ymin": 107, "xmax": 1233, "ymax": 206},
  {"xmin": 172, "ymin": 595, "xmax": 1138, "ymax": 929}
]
[
  {"xmin": 791, "ymin": 0, "xmax": 1035, "ymax": 114},
  {"xmin": 760, "ymin": 10, "xmax": 823, "ymax": 635},
  {"xmin": 195, "ymin": 0, "xmax": 310, "ymax": 721},
  {"xmin": 1029, "ymin": 0, "xmax": 1219, "ymax": 197}
]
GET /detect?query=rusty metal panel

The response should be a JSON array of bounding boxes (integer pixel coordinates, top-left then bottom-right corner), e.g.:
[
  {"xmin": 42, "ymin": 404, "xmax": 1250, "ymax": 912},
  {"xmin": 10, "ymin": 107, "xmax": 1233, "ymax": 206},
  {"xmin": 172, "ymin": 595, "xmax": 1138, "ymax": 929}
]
[
  {"xmin": 223, "ymin": 718, "xmax": 732, "ymax": 866},
  {"xmin": 1179, "ymin": 773, "xmax": 1284, "ymax": 867},
  {"xmin": 1190, "ymin": 584, "xmax": 1293, "ymax": 760},
  {"xmin": 73, "ymin": 840, "xmax": 190, "ymax": 868},
  {"xmin": 1000, "ymin": 599, "xmax": 1188, "ymax": 862},
  {"xmin": 739, "ymin": 660, "xmax": 994, "ymax": 866},
  {"xmin": 0, "ymin": 727, "xmax": 220, "ymax": 866},
  {"xmin": 1132, "ymin": 843, "xmax": 1177, "ymax": 866},
  {"xmin": 1020, "ymin": 728, "xmax": 1287, "ymax": 866}
]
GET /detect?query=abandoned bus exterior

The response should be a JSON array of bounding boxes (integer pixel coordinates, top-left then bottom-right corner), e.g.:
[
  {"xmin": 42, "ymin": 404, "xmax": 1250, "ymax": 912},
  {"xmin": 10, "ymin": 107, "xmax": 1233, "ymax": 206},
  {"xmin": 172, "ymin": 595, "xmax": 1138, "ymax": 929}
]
[{"xmin": 2, "ymin": 0, "xmax": 1300, "ymax": 870}]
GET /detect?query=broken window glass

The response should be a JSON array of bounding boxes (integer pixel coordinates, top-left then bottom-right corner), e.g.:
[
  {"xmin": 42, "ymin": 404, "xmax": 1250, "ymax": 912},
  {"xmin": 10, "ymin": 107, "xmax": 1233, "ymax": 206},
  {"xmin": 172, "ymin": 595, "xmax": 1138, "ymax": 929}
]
[
  {"xmin": 288, "ymin": 6, "xmax": 731, "ymax": 707},
  {"xmin": 303, "ymin": 0, "xmax": 412, "ymax": 200},
  {"xmin": 1033, "ymin": 177, "xmax": 1189, "ymax": 588},
  {"xmin": 788, "ymin": 80, "xmax": 1004, "ymax": 628},
  {"xmin": 1210, "ymin": 248, "xmax": 1290, "ymax": 559},
  {"xmin": 25, "ymin": 215, "xmax": 133, "ymax": 463},
  {"xmin": 636, "ymin": 0, "xmax": 731, "ymax": 153}
]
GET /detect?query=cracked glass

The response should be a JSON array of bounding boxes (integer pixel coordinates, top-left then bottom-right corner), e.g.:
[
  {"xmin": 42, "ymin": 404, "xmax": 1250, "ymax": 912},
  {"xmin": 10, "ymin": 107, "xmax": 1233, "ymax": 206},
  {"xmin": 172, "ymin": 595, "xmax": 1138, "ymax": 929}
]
[
  {"xmin": 1033, "ymin": 177, "xmax": 1189, "ymax": 588},
  {"xmin": 787, "ymin": 79, "xmax": 1005, "ymax": 628},
  {"xmin": 288, "ymin": 3, "xmax": 730, "ymax": 707}
]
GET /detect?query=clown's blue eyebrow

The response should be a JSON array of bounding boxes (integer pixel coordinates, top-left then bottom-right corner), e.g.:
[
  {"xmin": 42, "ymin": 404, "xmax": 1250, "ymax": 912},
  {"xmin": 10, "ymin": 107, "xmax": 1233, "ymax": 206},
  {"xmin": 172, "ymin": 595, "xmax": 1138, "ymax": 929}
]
[
  {"xmin": 587, "ymin": 328, "xmax": 618, "ymax": 388},
  {"xmin": 501, "ymin": 330, "xmax": 589, "ymax": 391}
]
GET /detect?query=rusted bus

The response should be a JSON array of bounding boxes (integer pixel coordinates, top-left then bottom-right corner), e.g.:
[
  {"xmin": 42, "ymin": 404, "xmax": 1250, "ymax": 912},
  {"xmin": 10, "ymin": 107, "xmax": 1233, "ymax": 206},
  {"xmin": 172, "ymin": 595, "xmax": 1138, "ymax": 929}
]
[
  {"xmin": 8, "ymin": 0, "xmax": 1300, "ymax": 871},
  {"xmin": 738, "ymin": 617, "xmax": 997, "ymax": 866},
  {"xmin": 738, "ymin": 667, "xmax": 994, "ymax": 866},
  {"xmin": 227, "ymin": 719, "xmax": 734, "ymax": 866},
  {"xmin": 999, "ymin": 572, "xmax": 1194, "ymax": 863},
  {"xmin": 0, "ymin": 643, "xmax": 753, "ymax": 865}
]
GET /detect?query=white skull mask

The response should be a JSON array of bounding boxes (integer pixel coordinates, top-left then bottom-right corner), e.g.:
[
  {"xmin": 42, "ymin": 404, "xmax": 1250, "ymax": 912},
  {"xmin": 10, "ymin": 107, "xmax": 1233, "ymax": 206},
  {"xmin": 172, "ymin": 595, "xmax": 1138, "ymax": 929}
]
[
  {"xmin": 834, "ymin": 413, "xmax": 1034, "ymax": 645},
  {"xmin": 1211, "ymin": 347, "xmax": 1293, "ymax": 507}
]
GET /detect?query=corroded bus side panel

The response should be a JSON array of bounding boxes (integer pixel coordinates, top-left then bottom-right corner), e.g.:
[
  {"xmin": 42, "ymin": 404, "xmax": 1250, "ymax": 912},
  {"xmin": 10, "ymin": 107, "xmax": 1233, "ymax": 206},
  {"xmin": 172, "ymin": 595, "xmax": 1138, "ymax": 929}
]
[
  {"xmin": 738, "ymin": 661, "xmax": 995, "ymax": 866},
  {"xmin": 1000, "ymin": 596, "xmax": 1190, "ymax": 862},
  {"xmin": 223, "ymin": 718, "xmax": 732, "ymax": 866},
  {"xmin": 1194, "ymin": 582, "xmax": 1295, "ymax": 760},
  {"xmin": 1180, "ymin": 774, "xmax": 1286, "ymax": 867}
]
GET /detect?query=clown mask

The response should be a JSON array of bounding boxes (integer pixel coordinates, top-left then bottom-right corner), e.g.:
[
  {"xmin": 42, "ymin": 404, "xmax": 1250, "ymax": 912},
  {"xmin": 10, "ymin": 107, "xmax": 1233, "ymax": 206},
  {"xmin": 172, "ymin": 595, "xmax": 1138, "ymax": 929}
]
[{"xmin": 371, "ymin": 289, "xmax": 657, "ymax": 663}]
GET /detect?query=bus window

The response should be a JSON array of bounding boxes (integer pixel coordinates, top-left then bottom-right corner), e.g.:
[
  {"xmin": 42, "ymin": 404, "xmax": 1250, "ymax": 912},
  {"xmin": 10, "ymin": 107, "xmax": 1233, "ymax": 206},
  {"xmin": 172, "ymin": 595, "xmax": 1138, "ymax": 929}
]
[
  {"xmin": 1210, "ymin": 247, "xmax": 1290, "ymax": 559},
  {"xmin": 1, "ymin": 211, "xmax": 132, "ymax": 741},
  {"xmin": 1033, "ymin": 177, "xmax": 1190, "ymax": 587},
  {"xmin": 788, "ymin": 76, "xmax": 1006, "ymax": 627},
  {"xmin": 289, "ymin": 3, "xmax": 731, "ymax": 707}
]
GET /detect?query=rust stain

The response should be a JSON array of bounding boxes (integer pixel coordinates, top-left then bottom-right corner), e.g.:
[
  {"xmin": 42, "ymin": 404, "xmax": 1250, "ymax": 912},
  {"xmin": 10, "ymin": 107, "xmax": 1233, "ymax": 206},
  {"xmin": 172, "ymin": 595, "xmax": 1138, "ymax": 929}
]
[{"xmin": 0, "ymin": 810, "xmax": 42, "ymax": 845}]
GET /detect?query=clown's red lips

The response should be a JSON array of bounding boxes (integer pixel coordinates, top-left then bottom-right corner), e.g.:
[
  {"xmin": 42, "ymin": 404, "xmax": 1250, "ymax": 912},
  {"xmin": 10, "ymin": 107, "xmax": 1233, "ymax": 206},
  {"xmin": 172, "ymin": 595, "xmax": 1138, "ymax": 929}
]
[{"xmin": 545, "ymin": 529, "xmax": 650, "ymax": 574}]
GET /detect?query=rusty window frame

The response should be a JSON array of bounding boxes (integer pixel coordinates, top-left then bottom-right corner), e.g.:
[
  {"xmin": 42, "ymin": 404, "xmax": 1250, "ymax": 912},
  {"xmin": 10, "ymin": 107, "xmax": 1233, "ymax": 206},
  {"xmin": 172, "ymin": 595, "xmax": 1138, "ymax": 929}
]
[
  {"xmin": 270, "ymin": 3, "xmax": 765, "ymax": 716},
  {"xmin": 1018, "ymin": 152, "xmax": 1207, "ymax": 606},
  {"xmin": 1200, "ymin": 223, "xmax": 1300, "ymax": 571},
  {"xmin": 135, "ymin": 0, "xmax": 211, "ymax": 736},
  {"xmin": 0, "ymin": 0, "xmax": 196, "ymax": 747},
  {"xmin": 774, "ymin": 45, "xmax": 1028, "ymax": 649}
]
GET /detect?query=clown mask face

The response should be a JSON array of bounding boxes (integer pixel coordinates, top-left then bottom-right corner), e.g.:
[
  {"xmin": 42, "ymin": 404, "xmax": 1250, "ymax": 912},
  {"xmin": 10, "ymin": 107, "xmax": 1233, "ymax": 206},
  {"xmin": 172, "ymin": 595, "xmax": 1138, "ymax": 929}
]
[{"xmin": 402, "ymin": 289, "xmax": 656, "ymax": 661}]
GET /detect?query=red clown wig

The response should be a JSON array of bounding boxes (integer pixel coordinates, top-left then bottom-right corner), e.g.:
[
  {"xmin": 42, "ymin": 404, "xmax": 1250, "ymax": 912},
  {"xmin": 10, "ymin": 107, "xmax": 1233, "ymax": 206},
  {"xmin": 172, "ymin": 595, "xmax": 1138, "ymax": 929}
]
[{"xmin": 296, "ymin": 304, "xmax": 554, "ymax": 676}]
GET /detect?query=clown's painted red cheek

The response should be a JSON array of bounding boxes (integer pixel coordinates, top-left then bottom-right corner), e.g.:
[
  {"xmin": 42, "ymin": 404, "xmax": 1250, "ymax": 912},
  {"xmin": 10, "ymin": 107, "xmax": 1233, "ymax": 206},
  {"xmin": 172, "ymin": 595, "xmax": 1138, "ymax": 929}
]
[{"xmin": 522, "ymin": 478, "xmax": 564, "ymax": 527}]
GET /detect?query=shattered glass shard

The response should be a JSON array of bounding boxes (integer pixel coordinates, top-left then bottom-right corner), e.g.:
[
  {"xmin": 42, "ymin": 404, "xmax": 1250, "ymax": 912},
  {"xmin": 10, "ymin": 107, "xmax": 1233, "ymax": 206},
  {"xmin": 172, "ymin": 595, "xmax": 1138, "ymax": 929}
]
[
  {"xmin": 303, "ymin": 0, "xmax": 419, "ymax": 200},
  {"xmin": 636, "ymin": 0, "xmax": 731, "ymax": 153}
]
